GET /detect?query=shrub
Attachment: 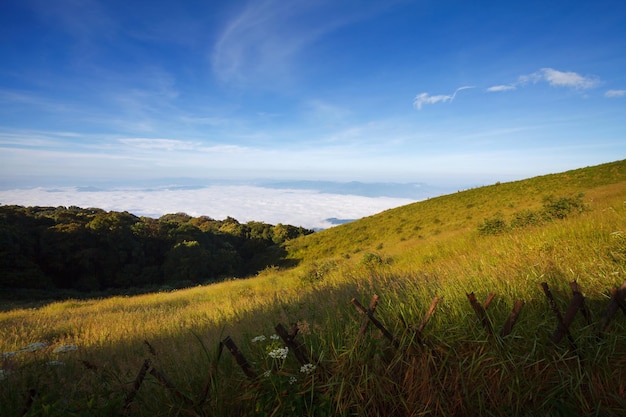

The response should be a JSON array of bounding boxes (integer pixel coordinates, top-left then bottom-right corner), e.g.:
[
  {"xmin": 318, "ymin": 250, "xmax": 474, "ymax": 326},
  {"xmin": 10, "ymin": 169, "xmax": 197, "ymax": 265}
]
[
  {"xmin": 361, "ymin": 252, "xmax": 392, "ymax": 267},
  {"xmin": 300, "ymin": 260, "xmax": 337, "ymax": 285},
  {"xmin": 478, "ymin": 214, "xmax": 508, "ymax": 235},
  {"xmin": 510, "ymin": 209, "xmax": 544, "ymax": 228},
  {"xmin": 541, "ymin": 194, "xmax": 585, "ymax": 220}
]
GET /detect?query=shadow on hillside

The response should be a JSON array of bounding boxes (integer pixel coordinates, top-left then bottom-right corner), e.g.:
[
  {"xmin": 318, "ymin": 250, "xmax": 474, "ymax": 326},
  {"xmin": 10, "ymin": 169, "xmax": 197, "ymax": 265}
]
[
  {"xmin": 1, "ymin": 275, "xmax": 625, "ymax": 417},
  {"xmin": 0, "ymin": 244, "xmax": 303, "ymax": 311}
]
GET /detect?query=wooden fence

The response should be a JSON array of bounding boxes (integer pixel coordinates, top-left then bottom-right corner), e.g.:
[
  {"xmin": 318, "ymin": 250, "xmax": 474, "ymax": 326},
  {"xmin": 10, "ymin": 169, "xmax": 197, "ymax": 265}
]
[{"xmin": 18, "ymin": 279, "xmax": 626, "ymax": 416}]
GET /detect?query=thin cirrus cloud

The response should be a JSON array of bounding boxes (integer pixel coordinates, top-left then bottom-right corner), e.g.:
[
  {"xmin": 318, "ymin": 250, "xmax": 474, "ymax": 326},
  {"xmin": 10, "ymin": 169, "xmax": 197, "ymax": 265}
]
[
  {"xmin": 118, "ymin": 138, "xmax": 198, "ymax": 151},
  {"xmin": 605, "ymin": 89, "xmax": 626, "ymax": 98},
  {"xmin": 212, "ymin": 0, "xmax": 335, "ymax": 85},
  {"xmin": 413, "ymin": 86, "xmax": 475, "ymax": 110},
  {"xmin": 211, "ymin": 0, "xmax": 401, "ymax": 86}
]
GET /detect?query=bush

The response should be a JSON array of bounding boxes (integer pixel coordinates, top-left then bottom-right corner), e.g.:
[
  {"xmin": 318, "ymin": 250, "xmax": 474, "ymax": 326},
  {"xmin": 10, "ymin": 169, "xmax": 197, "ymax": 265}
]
[
  {"xmin": 300, "ymin": 260, "xmax": 337, "ymax": 285},
  {"xmin": 510, "ymin": 209, "xmax": 544, "ymax": 228},
  {"xmin": 361, "ymin": 252, "xmax": 392, "ymax": 267},
  {"xmin": 478, "ymin": 214, "xmax": 508, "ymax": 235},
  {"xmin": 541, "ymin": 194, "xmax": 585, "ymax": 220}
]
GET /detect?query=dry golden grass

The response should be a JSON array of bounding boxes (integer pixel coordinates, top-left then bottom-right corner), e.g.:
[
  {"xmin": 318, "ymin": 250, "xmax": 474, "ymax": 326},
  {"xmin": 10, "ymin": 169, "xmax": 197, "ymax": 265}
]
[{"xmin": 1, "ymin": 160, "xmax": 626, "ymax": 416}]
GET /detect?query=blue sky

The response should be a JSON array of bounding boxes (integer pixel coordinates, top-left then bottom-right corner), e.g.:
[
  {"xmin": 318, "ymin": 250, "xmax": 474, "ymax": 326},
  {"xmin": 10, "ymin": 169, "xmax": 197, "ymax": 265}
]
[{"xmin": 1, "ymin": 0, "xmax": 625, "ymax": 189}]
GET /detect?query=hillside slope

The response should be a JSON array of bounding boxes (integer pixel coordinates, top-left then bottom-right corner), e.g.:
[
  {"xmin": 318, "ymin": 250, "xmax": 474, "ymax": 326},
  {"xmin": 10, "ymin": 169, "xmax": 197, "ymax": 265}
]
[
  {"xmin": 1, "ymin": 159, "xmax": 625, "ymax": 416},
  {"xmin": 284, "ymin": 159, "xmax": 626, "ymax": 261}
]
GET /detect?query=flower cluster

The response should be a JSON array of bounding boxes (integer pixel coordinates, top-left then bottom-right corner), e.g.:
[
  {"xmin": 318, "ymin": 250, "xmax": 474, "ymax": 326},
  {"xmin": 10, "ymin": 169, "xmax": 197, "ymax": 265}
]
[
  {"xmin": 300, "ymin": 363, "xmax": 316, "ymax": 375},
  {"xmin": 251, "ymin": 335, "xmax": 266, "ymax": 343},
  {"xmin": 268, "ymin": 346, "xmax": 289, "ymax": 360}
]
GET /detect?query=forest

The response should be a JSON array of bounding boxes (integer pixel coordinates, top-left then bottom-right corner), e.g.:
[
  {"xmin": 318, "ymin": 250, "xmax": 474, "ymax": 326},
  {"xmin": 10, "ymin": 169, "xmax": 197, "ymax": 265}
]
[{"xmin": 0, "ymin": 205, "xmax": 313, "ymax": 295}]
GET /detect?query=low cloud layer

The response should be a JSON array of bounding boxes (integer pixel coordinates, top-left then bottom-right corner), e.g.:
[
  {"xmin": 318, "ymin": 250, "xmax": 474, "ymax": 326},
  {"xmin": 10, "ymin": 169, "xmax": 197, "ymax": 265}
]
[{"xmin": 0, "ymin": 185, "xmax": 417, "ymax": 230}]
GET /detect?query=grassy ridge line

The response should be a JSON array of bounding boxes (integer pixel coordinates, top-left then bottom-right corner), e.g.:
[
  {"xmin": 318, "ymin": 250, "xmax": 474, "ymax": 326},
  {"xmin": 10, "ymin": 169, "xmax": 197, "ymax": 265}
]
[
  {"xmin": 283, "ymin": 159, "xmax": 626, "ymax": 263},
  {"xmin": 1, "ymin": 159, "xmax": 625, "ymax": 415}
]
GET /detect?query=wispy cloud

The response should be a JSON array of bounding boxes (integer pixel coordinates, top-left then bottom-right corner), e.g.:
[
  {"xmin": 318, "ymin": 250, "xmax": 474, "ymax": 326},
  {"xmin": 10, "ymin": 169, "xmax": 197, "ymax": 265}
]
[
  {"xmin": 211, "ymin": 0, "xmax": 400, "ymax": 86},
  {"xmin": 118, "ymin": 138, "xmax": 197, "ymax": 151},
  {"xmin": 488, "ymin": 68, "xmax": 600, "ymax": 92},
  {"xmin": 526, "ymin": 68, "xmax": 599, "ymax": 89},
  {"xmin": 605, "ymin": 89, "xmax": 626, "ymax": 98},
  {"xmin": 413, "ymin": 86, "xmax": 475, "ymax": 110},
  {"xmin": 212, "ymin": 0, "xmax": 324, "ymax": 85},
  {"xmin": 486, "ymin": 84, "xmax": 516, "ymax": 92}
]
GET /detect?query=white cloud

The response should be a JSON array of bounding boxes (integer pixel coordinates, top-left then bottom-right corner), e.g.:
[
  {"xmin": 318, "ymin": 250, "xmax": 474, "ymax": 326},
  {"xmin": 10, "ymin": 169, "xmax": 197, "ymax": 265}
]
[
  {"xmin": 487, "ymin": 68, "xmax": 600, "ymax": 95},
  {"xmin": 486, "ymin": 84, "xmax": 516, "ymax": 92},
  {"xmin": 118, "ymin": 138, "xmax": 197, "ymax": 151},
  {"xmin": 605, "ymin": 89, "xmax": 626, "ymax": 98},
  {"xmin": 413, "ymin": 86, "xmax": 474, "ymax": 110},
  {"xmin": 0, "ymin": 186, "xmax": 415, "ymax": 230},
  {"xmin": 212, "ymin": 0, "xmax": 330, "ymax": 85},
  {"xmin": 540, "ymin": 68, "xmax": 599, "ymax": 89},
  {"xmin": 520, "ymin": 68, "xmax": 599, "ymax": 89},
  {"xmin": 212, "ymin": 0, "xmax": 403, "ymax": 86}
]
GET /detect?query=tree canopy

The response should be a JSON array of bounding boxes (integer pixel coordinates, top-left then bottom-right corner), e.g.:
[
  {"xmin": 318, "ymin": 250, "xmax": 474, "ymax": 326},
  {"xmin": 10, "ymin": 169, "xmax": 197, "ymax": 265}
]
[{"xmin": 0, "ymin": 205, "xmax": 313, "ymax": 294}]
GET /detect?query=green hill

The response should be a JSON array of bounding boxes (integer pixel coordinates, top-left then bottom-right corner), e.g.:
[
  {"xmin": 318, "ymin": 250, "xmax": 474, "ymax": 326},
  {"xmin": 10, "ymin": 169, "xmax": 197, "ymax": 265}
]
[{"xmin": 1, "ymin": 160, "xmax": 625, "ymax": 416}]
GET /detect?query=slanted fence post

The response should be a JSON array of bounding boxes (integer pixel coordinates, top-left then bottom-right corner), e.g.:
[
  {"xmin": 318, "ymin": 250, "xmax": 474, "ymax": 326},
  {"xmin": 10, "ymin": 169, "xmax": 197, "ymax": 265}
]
[
  {"xmin": 222, "ymin": 336, "xmax": 257, "ymax": 380},
  {"xmin": 501, "ymin": 300, "xmax": 525, "ymax": 337},
  {"xmin": 597, "ymin": 280, "xmax": 626, "ymax": 336},
  {"xmin": 352, "ymin": 296, "xmax": 399, "ymax": 349},
  {"xmin": 541, "ymin": 282, "xmax": 578, "ymax": 353},
  {"xmin": 467, "ymin": 292, "xmax": 494, "ymax": 336}
]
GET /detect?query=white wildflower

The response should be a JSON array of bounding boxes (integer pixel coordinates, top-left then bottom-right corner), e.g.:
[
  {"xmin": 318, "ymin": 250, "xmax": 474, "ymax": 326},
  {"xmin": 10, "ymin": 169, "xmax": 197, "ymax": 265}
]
[
  {"xmin": 268, "ymin": 347, "xmax": 289, "ymax": 360},
  {"xmin": 251, "ymin": 335, "xmax": 266, "ymax": 343},
  {"xmin": 300, "ymin": 363, "xmax": 316, "ymax": 375},
  {"xmin": 289, "ymin": 376, "xmax": 297, "ymax": 385},
  {"xmin": 19, "ymin": 342, "xmax": 47, "ymax": 353},
  {"xmin": 53, "ymin": 345, "xmax": 78, "ymax": 354},
  {"xmin": 270, "ymin": 334, "xmax": 280, "ymax": 340},
  {"xmin": 263, "ymin": 370, "xmax": 271, "ymax": 378}
]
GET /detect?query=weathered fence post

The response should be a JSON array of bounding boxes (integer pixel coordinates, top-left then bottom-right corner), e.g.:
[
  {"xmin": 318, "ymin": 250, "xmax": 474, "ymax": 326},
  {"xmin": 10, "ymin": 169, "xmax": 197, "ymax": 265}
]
[
  {"xmin": 275, "ymin": 323, "xmax": 311, "ymax": 366},
  {"xmin": 501, "ymin": 300, "xmax": 525, "ymax": 337},
  {"xmin": 222, "ymin": 336, "xmax": 257, "ymax": 380},
  {"xmin": 467, "ymin": 292, "xmax": 494, "ymax": 336},
  {"xmin": 416, "ymin": 296, "xmax": 441, "ymax": 334},
  {"xmin": 597, "ymin": 280, "xmax": 626, "ymax": 335},
  {"xmin": 122, "ymin": 359, "xmax": 151, "ymax": 416},
  {"xmin": 359, "ymin": 294, "xmax": 379, "ymax": 337},
  {"xmin": 541, "ymin": 282, "xmax": 578, "ymax": 353},
  {"xmin": 352, "ymin": 296, "xmax": 399, "ymax": 348},
  {"xmin": 18, "ymin": 389, "xmax": 37, "ymax": 417}
]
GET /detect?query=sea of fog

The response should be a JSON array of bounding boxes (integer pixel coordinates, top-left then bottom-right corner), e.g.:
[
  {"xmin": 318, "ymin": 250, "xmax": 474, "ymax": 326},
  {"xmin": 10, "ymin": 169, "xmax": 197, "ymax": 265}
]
[{"xmin": 0, "ymin": 181, "xmax": 452, "ymax": 230}]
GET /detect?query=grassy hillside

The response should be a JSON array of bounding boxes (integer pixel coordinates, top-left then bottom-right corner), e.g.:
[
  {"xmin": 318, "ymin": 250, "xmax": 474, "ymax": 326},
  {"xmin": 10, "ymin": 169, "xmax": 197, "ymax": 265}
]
[{"xmin": 1, "ymin": 160, "xmax": 625, "ymax": 416}]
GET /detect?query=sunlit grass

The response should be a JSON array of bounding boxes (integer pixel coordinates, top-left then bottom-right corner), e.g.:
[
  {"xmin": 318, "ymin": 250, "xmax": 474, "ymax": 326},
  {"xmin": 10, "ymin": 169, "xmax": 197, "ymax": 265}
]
[{"xmin": 1, "ymin": 160, "xmax": 625, "ymax": 415}]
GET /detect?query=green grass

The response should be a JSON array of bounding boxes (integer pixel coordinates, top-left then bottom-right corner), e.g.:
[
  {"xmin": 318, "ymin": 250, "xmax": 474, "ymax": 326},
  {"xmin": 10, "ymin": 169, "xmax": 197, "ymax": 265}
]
[{"xmin": 1, "ymin": 160, "xmax": 626, "ymax": 416}]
